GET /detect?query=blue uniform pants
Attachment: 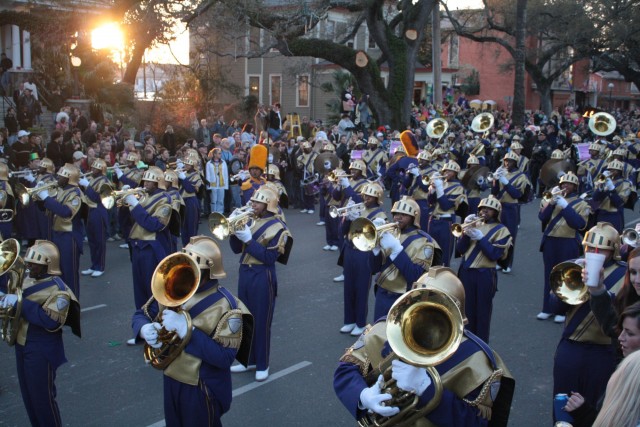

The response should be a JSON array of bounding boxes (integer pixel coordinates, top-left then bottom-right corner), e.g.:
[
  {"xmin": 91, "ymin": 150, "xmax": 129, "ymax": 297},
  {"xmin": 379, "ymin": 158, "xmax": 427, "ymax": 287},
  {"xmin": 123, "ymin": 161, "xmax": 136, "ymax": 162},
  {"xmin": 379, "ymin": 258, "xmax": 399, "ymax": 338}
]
[
  {"xmin": 87, "ymin": 207, "xmax": 108, "ymax": 271},
  {"xmin": 131, "ymin": 242, "xmax": 162, "ymax": 309},
  {"xmin": 52, "ymin": 231, "xmax": 80, "ymax": 299},
  {"xmin": 303, "ymin": 192, "xmax": 315, "ymax": 210},
  {"xmin": 343, "ymin": 244, "xmax": 372, "ymax": 328},
  {"xmin": 373, "ymin": 287, "xmax": 402, "ymax": 321},
  {"xmin": 459, "ymin": 265, "xmax": 496, "ymax": 343},
  {"xmin": 238, "ymin": 264, "xmax": 276, "ymax": 371},
  {"xmin": 325, "ymin": 214, "xmax": 340, "ymax": 246},
  {"xmin": 500, "ymin": 203, "xmax": 519, "ymax": 269},
  {"xmin": 164, "ymin": 377, "xmax": 222, "ymax": 427},
  {"xmin": 16, "ymin": 344, "xmax": 62, "ymax": 427},
  {"xmin": 541, "ymin": 237, "xmax": 581, "ymax": 314},
  {"xmin": 181, "ymin": 197, "xmax": 201, "ymax": 247},
  {"xmin": 428, "ymin": 218, "xmax": 454, "ymax": 267}
]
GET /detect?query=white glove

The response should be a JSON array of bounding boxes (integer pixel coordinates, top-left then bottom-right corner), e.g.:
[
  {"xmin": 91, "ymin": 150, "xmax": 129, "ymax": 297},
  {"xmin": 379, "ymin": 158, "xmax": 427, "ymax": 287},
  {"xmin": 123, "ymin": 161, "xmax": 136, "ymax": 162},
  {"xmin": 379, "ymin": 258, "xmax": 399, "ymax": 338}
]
[
  {"xmin": 555, "ymin": 196, "xmax": 568, "ymax": 209},
  {"xmin": 372, "ymin": 218, "xmax": 386, "ymax": 227},
  {"xmin": 0, "ymin": 294, "xmax": 18, "ymax": 309},
  {"xmin": 235, "ymin": 224, "xmax": 252, "ymax": 243},
  {"xmin": 121, "ymin": 184, "xmax": 131, "ymax": 191},
  {"xmin": 499, "ymin": 175, "xmax": 509, "ymax": 185},
  {"xmin": 115, "ymin": 166, "xmax": 123, "ymax": 178},
  {"xmin": 434, "ymin": 179, "xmax": 444, "ymax": 197},
  {"xmin": 178, "ymin": 171, "xmax": 187, "ymax": 180},
  {"xmin": 140, "ymin": 322, "xmax": 163, "ymax": 349},
  {"xmin": 125, "ymin": 194, "xmax": 139, "ymax": 207},
  {"xmin": 464, "ymin": 214, "xmax": 478, "ymax": 224},
  {"xmin": 162, "ymin": 310, "xmax": 188, "ymax": 340},
  {"xmin": 38, "ymin": 189, "xmax": 49, "ymax": 200},
  {"xmin": 380, "ymin": 232, "xmax": 403, "ymax": 258},
  {"xmin": 634, "ymin": 222, "xmax": 640, "ymax": 233},
  {"xmin": 409, "ymin": 167, "xmax": 420, "ymax": 177},
  {"xmin": 176, "ymin": 160, "xmax": 184, "ymax": 170},
  {"xmin": 605, "ymin": 179, "xmax": 615, "ymax": 191},
  {"xmin": 359, "ymin": 375, "xmax": 400, "ymax": 418},
  {"xmin": 79, "ymin": 177, "xmax": 90, "ymax": 187},
  {"xmin": 391, "ymin": 360, "xmax": 431, "ymax": 395},
  {"xmin": 465, "ymin": 228, "xmax": 484, "ymax": 241},
  {"xmin": 340, "ymin": 177, "xmax": 351, "ymax": 188},
  {"xmin": 24, "ymin": 171, "xmax": 35, "ymax": 183}
]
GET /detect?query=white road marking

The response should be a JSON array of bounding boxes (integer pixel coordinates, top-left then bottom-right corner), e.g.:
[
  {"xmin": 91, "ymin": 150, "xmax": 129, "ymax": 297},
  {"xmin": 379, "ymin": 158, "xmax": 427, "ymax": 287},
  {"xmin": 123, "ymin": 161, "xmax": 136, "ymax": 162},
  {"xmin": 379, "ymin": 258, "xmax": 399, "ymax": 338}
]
[{"xmin": 81, "ymin": 304, "xmax": 107, "ymax": 312}]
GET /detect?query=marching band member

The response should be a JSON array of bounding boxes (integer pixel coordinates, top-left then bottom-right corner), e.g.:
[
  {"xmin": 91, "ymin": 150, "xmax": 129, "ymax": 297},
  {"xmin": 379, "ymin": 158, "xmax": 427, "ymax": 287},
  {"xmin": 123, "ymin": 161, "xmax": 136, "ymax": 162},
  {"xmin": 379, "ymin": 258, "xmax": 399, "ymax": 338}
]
[
  {"xmin": 405, "ymin": 150, "xmax": 435, "ymax": 230},
  {"xmin": 371, "ymin": 196, "xmax": 441, "ymax": 320},
  {"xmin": 0, "ymin": 163, "xmax": 15, "ymax": 240},
  {"xmin": 386, "ymin": 131, "xmax": 420, "ymax": 204},
  {"xmin": 551, "ymin": 222, "xmax": 627, "ymax": 424},
  {"xmin": 126, "ymin": 166, "xmax": 172, "ymax": 346},
  {"xmin": 430, "ymin": 147, "xmax": 448, "ymax": 171},
  {"xmin": 296, "ymin": 141, "xmax": 318, "ymax": 214},
  {"xmin": 229, "ymin": 186, "xmax": 293, "ymax": 382},
  {"xmin": 322, "ymin": 168, "xmax": 345, "ymax": 252},
  {"xmin": 163, "ymin": 169, "xmax": 184, "ymax": 254},
  {"xmin": 427, "ymin": 160, "xmax": 467, "ymax": 267},
  {"xmin": 0, "ymin": 240, "xmax": 80, "ymax": 427},
  {"xmin": 239, "ymin": 144, "xmax": 268, "ymax": 206},
  {"xmin": 339, "ymin": 182, "xmax": 387, "ymax": 336},
  {"xmin": 35, "ymin": 158, "xmax": 57, "ymax": 240},
  {"xmin": 266, "ymin": 164, "xmax": 288, "ymax": 206},
  {"xmin": 14, "ymin": 154, "xmax": 42, "ymax": 247},
  {"xmin": 79, "ymin": 159, "xmax": 111, "ymax": 278},
  {"xmin": 331, "ymin": 160, "xmax": 368, "ymax": 250},
  {"xmin": 509, "ymin": 141, "xmax": 530, "ymax": 174},
  {"xmin": 609, "ymin": 147, "xmax": 633, "ymax": 179},
  {"xmin": 39, "ymin": 163, "xmax": 84, "ymax": 298},
  {"xmin": 114, "ymin": 152, "xmax": 144, "ymax": 250},
  {"xmin": 592, "ymin": 160, "xmax": 632, "ymax": 233},
  {"xmin": 456, "ymin": 196, "xmax": 512, "ymax": 342},
  {"xmin": 577, "ymin": 143, "xmax": 607, "ymax": 193},
  {"xmin": 362, "ymin": 136, "xmax": 388, "ymax": 179},
  {"xmin": 537, "ymin": 172, "xmax": 590, "ymax": 323},
  {"xmin": 178, "ymin": 152, "xmax": 203, "ymax": 247},
  {"xmin": 133, "ymin": 237, "xmax": 253, "ymax": 427},
  {"xmin": 491, "ymin": 151, "xmax": 532, "ymax": 273},
  {"xmin": 334, "ymin": 267, "xmax": 514, "ymax": 427},
  {"xmin": 464, "ymin": 154, "xmax": 489, "ymax": 216}
]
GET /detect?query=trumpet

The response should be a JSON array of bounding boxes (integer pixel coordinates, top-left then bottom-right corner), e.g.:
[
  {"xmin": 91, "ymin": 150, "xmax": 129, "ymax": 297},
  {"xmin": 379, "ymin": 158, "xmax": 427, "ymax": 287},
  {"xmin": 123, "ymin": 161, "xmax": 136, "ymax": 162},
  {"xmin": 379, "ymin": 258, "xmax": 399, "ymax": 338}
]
[
  {"xmin": 421, "ymin": 173, "xmax": 446, "ymax": 186},
  {"xmin": 595, "ymin": 172, "xmax": 611, "ymax": 186},
  {"xmin": 327, "ymin": 171, "xmax": 352, "ymax": 183},
  {"xmin": 622, "ymin": 228, "xmax": 640, "ymax": 248},
  {"xmin": 208, "ymin": 206, "xmax": 255, "ymax": 240},
  {"xmin": 451, "ymin": 216, "xmax": 485, "ymax": 238},
  {"xmin": 105, "ymin": 163, "xmax": 121, "ymax": 171},
  {"xmin": 230, "ymin": 171, "xmax": 248, "ymax": 182},
  {"xmin": 329, "ymin": 202, "xmax": 365, "ymax": 219},
  {"xmin": 14, "ymin": 181, "xmax": 59, "ymax": 207},
  {"xmin": 348, "ymin": 217, "xmax": 400, "ymax": 252},
  {"xmin": 542, "ymin": 186, "xmax": 565, "ymax": 202},
  {"xmin": 9, "ymin": 169, "xmax": 38, "ymax": 178},
  {"xmin": 100, "ymin": 187, "xmax": 146, "ymax": 209}
]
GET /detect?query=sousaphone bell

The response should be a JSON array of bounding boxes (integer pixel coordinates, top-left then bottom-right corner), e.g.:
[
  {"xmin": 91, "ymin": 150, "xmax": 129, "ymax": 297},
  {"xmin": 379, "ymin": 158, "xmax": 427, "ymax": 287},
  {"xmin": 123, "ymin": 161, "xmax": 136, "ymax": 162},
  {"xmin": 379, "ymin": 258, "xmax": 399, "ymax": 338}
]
[{"xmin": 588, "ymin": 112, "xmax": 617, "ymax": 137}]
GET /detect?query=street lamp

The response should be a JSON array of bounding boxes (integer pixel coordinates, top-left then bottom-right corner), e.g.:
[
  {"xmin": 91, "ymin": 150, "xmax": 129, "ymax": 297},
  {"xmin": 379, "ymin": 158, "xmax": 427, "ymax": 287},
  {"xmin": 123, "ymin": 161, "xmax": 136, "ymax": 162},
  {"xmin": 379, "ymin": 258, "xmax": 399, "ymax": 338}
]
[
  {"xmin": 71, "ymin": 56, "xmax": 81, "ymax": 98},
  {"xmin": 607, "ymin": 82, "xmax": 614, "ymax": 111}
]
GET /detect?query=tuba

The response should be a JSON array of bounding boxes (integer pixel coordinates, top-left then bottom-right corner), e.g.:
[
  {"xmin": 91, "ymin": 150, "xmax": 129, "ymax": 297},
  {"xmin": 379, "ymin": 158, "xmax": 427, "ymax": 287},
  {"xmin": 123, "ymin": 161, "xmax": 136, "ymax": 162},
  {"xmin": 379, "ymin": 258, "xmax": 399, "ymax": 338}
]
[
  {"xmin": 550, "ymin": 261, "xmax": 588, "ymax": 305},
  {"xmin": 348, "ymin": 218, "xmax": 400, "ymax": 252},
  {"xmin": 142, "ymin": 252, "xmax": 201, "ymax": 370},
  {"xmin": 588, "ymin": 112, "xmax": 617, "ymax": 137},
  {"xmin": 471, "ymin": 112, "xmax": 494, "ymax": 136},
  {"xmin": 0, "ymin": 238, "xmax": 26, "ymax": 346},
  {"xmin": 358, "ymin": 287, "xmax": 464, "ymax": 427},
  {"xmin": 208, "ymin": 206, "xmax": 255, "ymax": 240},
  {"xmin": 426, "ymin": 118, "xmax": 449, "ymax": 140}
]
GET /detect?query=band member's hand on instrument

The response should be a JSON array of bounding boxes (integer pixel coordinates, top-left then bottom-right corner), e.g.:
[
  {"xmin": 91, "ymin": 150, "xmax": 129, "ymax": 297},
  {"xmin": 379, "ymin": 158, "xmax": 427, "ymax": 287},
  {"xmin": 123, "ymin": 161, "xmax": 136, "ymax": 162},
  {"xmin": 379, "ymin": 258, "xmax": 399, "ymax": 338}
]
[
  {"xmin": 121, "ymin": 184, "xmax": 131, "ymax": 191},
  {"xmin": 380, "ymin": 233, "xmax": 403, "ymax": 259},
  {"xmin": 340, "ymin": 177, "xmax": 351, "ymax": 188},
  {"xmin": 0, "ymin": 293, "xmax": 18, "ymax": 309},
  {"xmin": 391, "ymin": 359, "xmax": 431, "ymax": 395},
  {"xmin": 635, "ymin": 223, "xmax": 640, "ymax": 233},
  {"xmin": 564, "ymin": 392, "xmax": 585, "ymax": 412},
  {"xmin": 465, "ymin": 228, "xmax": 484, "ymax": 241},
  {"xmin": 359, "ymin": 374, "xmax": 400, "ymax": 417},
  {"xmin": 178, "ymin": 171, "xmax": 187, "ymax": 180},
  {"xmin": 605, "ymin": 178, "xmax": 615, "ymax": 191},
  {"xmin": 38, "ymin": 188, "xmax": 49, "ymax": 200},
  {"xmin": 238, "ymin": 170, "xmax": 250, "ymax": 181},
  {"xmin": 114, "ymin": 165, "xmax": 124, "ymax": 178},
  {"xmin": 24, "ymin": 171, "xmax": 35, "ymax": 183},
  {"xmin": 162, "ymin": 310, "xmax": 189, "ymax": 339},
  {"xmin": 464, "ymin": 214, "xmax": 479, "ymax": 224},
  {"xmin": 499, "ymin": 174, "xmax": 509, "ymax": 185},
  {"xmin": 125, "ymin": 193, "xmax": 139, "ymax": 207},
  {"xmin": 409, "ymin": 166, "xmax": 420, "ymax": 177},
  {"xmin": 79, "ymin": 177, "xmax": 90, "ymax": 187},
  {"xmin": 555, "ymin": 196, "xmax": 568, "ymax": 209},
  {"xmin": 235, "ymin": 225, "xmax": 252, "ymax": 243},
  {"xmin": 372, "ymin": 218, "xmax": 386, "ymax": 227},
  {"xmin": 140, "ymin": 322, "xmax": 163, "ymax": 349}
]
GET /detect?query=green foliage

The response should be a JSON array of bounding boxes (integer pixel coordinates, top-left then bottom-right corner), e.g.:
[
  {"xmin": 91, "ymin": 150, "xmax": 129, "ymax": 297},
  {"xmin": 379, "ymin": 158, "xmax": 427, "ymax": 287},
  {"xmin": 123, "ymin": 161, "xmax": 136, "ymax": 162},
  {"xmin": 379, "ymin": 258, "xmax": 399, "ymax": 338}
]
[
  {"xmin": 461, "ymin": 70, "xmax": 480, "ymax": 96},
  {"xmin": 238, "ymin": 95, "xmax": 259, "ymax": 123}
]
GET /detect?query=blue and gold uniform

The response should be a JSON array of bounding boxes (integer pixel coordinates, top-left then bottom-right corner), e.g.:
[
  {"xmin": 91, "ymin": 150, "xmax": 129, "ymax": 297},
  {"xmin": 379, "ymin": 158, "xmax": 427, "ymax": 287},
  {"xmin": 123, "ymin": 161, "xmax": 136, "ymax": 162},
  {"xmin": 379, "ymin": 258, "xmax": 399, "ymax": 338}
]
[
  {"xmin": 116, "ymin": 154, "xmax": 144, "ymax": 247},
  {"xmin": 0, "ymin": 163, "xmax": 15, "ymax": 240},
  {"xmin": 405, "ymin": 150, "xmax": 436, "ymax": 230},
  {"xmin": 81, "ymin": 159, "xmax": 111, "ymax": 276},
  {"xmin": 179, "ymin": 154, "xmax": 203, "ymax": 247},
  {"xmin": 592, "ymin": 159, "xmax": 632, "ymax": 232},
  {"xmin": 362, "ymin": 139, "xmax": 388, "ymax": 179},
  {"xmin": 577, "ymin": 144, "xmax": 607, "ymax": 192},
  {"xmin": 330, "ymin": 161, "xmax": 367, "ymax": 249},
  {"xmin": 35, "ymin": 158, "xmax": 57, "ymax": 240},
  {"xmin": 296, "ymin": 142, "xmax": 319, "ymax": 212},
  {"xmin": 164, "ymin": 169, "xmax": 185, "ymax": 254}
]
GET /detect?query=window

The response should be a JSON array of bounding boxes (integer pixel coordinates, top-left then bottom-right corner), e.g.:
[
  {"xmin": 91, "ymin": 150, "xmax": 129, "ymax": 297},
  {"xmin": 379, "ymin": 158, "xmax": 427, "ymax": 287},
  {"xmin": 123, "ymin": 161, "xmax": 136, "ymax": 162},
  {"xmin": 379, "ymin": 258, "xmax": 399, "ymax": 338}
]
[
  {"xmin": 325, "ymin": 20, "xmax": 335, "ymax": 41},
  {"xmin": 368, "ymin": 31, "xmax": 377, "ymax": 50},
  {"xmin": 297, "ymin": 75, "xmax": 309, "ymax": 107},
  {"xmin": 448, "ymin": 34, "xmax": 459, "ymax": 67},
  {"xmin": 249, "ymin": 76, "xmax": 260, "ymax": 100},
  {"xmin": 270, "ymin": 75, "xmax": 281, "ymax": 105}
]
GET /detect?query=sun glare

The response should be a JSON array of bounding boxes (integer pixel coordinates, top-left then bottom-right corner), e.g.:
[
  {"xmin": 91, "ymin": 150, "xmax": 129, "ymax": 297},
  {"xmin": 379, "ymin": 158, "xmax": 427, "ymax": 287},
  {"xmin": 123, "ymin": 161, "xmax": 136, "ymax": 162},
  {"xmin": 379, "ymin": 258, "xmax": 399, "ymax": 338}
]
[{"xmin": 91, "ymin": 23, "xmax": 124, "ymax": 51}]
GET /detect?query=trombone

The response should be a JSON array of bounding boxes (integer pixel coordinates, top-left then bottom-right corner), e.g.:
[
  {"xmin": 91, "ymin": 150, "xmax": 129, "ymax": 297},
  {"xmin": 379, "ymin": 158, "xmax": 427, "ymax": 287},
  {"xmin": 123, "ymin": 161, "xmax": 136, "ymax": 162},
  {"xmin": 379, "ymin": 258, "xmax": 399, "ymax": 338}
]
[
  {"xmin": 208, "ymin": 206, "xmax": 255, "ymax": 240},
  {"xmin": 328, "ymin": 202, "xmax": 365, "ymax": 219},
  {"xmin": 100, "ymin": 186, "xmax": 146, "ymax": 209},
  {"xmin": 451, "ymin": 217, "xmax": 485, "ymax": 238},
  {"xmin": 348, "ymin": 217, "xmax": 400, "ymax": 252},
  {"xmin": 14, "ymin": 181, "xmax": 59, "ymax": 207}
]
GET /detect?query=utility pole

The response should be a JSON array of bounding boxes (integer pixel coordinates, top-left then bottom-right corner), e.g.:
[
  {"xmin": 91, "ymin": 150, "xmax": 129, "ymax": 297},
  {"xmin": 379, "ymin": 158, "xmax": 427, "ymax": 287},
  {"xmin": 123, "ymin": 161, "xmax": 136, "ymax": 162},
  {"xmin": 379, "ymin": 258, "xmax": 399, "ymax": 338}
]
[{"xmin": 432, "ymin": 4, "xmax": 442, "ymax": 108}]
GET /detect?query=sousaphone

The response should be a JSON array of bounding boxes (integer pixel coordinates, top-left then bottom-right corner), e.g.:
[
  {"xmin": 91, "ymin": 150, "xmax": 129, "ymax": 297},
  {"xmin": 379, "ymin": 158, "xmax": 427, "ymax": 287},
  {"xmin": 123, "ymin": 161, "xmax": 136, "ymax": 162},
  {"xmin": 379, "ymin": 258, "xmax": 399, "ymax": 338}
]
[
  {"xmin": 0, "ymin": 238, "xmax": 25, "ymax": 346},
  {"xmin": 589, "ymin": 112, "xmax": 617, "ymax": 137}
]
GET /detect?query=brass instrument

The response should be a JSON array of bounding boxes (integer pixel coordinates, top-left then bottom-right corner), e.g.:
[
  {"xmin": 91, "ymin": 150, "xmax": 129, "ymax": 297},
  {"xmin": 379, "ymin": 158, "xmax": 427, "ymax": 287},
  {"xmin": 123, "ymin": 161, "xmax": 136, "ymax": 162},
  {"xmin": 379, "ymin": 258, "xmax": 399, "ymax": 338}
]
[
  {"xmin": 622, "ymin": 228, "xmax": 640, "ymax": 248},
  {"xmin": 329, "ymin": 202, "xmax": 365, "ymax": 219},
  {"xmin": 358, "ymin": 287, "xmax": 463, "ymax": 427},
  {"xmin": 421, "ymin": 173, "xmax": 446, "ymax": 186},
  {"xmin": 471, "ymin": 112, "xmax": 495, "ymax": 135},
  {"xmin": 542, "ymin": 186, "xmax": 565, "ymax": 202},
  {"xmin": 327, "ymin": 171, "xmax": 352, "ymax": 183},
  {"xmin": 595, "ymin": 172, "xmax": 611, "ymax": 186},
  {"xmin": 348, "ymin": 217, "xmax": 400, "ymax": 252},
  {"xmin": 451, "ymin": 217, "xmax": 485, "ymax": 238},
  {"xmin": 9, "ymin": 169, "xmax": 38, "ymax": 178},
  {"xmin": 100, "ymin": 187, "xmax": 147, "ymax": 209},
  {"xmin": 550, "ymin": 261, "xmax": 588, "ymax": 305},
  {"xmin": 143, "ymin": 252, "xmax": 201, "ymax": 369},
  {"xmin": 14, "ymin": 181, "xmax": 59, "ymax": 207},
  {"xmin": 105, "ymin": 163, "xmax": 121, "ymax": 171},
  {"xmin": 588, "ymin": 112, "xmax": 617, "ymax": 137},
  {"xmin": 0, "ymin": 209, "xmax": 14, "ymax": 222},
  {"xmin": 208, "ymin": 206, "xmax": 255, "ymax": 240},
  {"xmin": 426, "ymin": 118, "xmax": 449, "ymax": 140},
  {"xmin": 0, "ymin": 239, "xmax": 26, "ymax": 346}
]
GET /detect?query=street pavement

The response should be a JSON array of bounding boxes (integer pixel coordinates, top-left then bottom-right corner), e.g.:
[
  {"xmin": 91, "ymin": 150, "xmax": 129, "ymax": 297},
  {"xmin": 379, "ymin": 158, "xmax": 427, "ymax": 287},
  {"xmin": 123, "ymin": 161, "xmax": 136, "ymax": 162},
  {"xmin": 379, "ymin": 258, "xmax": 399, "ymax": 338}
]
[{"xmin": 1, "ymin": 199, "xmax": 639, "ymax": 427}]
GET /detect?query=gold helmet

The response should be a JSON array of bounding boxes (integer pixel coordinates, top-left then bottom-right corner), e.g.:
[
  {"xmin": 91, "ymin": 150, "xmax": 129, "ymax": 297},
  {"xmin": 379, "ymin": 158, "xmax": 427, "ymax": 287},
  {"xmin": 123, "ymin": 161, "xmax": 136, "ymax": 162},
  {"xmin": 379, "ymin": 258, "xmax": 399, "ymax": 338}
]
[
  {"xmin": 612, "ymin": 148, "xmax": 627, "ymax": 158},
  {"xmin": 40, "ymin": 157, "xmax": 55, "ymax": 174},
  {"xmin": 360, "ymin": 182, "xmax": 384, "ymax": 204},
  {"xmin": 550, "ymin": 149, "xmax": 565, "ymax": 160},
  {"xmin": 58, "ymin": 163, "xmax": 80, "ymax": 186},
  {"xmin": 466, "ymin": 155, "xmax": 479, "ymax": 165},
  {"xmin": 301, "ymin": 141, "xmax": 312, "ymax": 150},
  {"xmin": 510, "ymin": 142, "xmax": 523, "ymax": 150},
  {"xmin": 503, "ymin": 151, "xmax": 520, "ymax": 163},
  {"xmin": 91, "ymin": 158, "xmax": 107, "ymax": 174},
  {"xmin": 251, "ymin": 185, "xmax": 279, "ymax": 214},
  {"xmin": 588, "ymin": 143, "xmax": 604, "ymax": 153},
  {"xmin": 559, "ymin": 171, "xmax": 579, "ymax": 187},
  {"xmin": 417, "ymin": 150, "xmax": 431, "ymax": 161},
  {"xmin": 267, "ymin": 164, "xmax": 280, "ymax": 180},
  {"xmin": 433, "ymin": 147, "xmax": 447, "ymax": 157},
  {"xmin": 391, "ymin": 196, "xmax": 421, "ymax": 227},
  {"xmin": 0, "ymin": 163, "xmax": 8, "ymax": 181},
  {"xmin": 478, "ymin": 195, "xmax": 502, "ymax": 214},
  {"xmin": 607, "ymin": 159, "xmax": 625, "ymax": 172},
  {"xmin": 572, "ymin": 134, "xmax": 582, "ymax": 142},
  {"xmin": 412, "ymin": 266, "xmax": 467, "ymax": 324},
  {"xmin": 349, "ymin": 160, "xmax": 366, "ymax": 173},
  {"xmin": 126, "ymin": 152, "xmax": 140, "ymax": 163},
  {"xmin": 164, "ymin": 170, "xmax": 179, "ymax": 189},
  {"xmin": 182, "ymin": 236, "xmax": 226, "ymax": 279},
  {"xmin": 511, "ymin": 135, "xmax": 521, "ymax": 141},
  {"xmin": 441, "ymin": 160, "xmax": 460, "ymax": 174},
  {"xmin": 583, "ymin": 222, "xmax": 620, "ymax": 260},
  {"xmin": 322, "ymin": 143, "xmax": 336, "ymax": 153},
  {"xmin": 25, "ymin": 240, "xmax": 62, "ymax": 275},
  {"xmin": 142, "ymin": 166, "xmax": 167, "ymax": 190}
]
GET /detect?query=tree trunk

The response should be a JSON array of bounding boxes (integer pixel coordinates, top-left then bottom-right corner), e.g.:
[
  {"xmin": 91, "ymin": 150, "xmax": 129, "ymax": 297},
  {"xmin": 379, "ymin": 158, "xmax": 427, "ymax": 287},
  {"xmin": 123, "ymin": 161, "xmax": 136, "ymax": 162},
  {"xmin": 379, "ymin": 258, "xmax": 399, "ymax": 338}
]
[
  {"xmin": 512, "ymin": 0, "xmax": 527, "ymax": 126},
  {"xmin": 122, "ymin": 42, "xmax": 147, "ymax": 85},
  {"xmin": 537, "ymin": 82, "xmax": 553, "ymax": 117}
]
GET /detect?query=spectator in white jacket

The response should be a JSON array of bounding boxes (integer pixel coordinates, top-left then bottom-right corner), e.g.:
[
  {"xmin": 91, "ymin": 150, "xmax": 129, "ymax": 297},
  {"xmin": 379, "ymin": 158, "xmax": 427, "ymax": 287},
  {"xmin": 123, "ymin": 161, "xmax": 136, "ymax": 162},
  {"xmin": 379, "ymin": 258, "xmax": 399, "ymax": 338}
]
[{"xmin": 205, "ymin": 147, "xmax": 229, "ymax": 214}]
